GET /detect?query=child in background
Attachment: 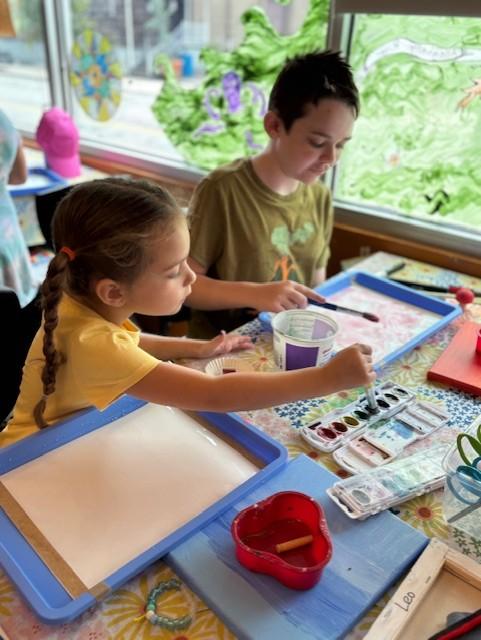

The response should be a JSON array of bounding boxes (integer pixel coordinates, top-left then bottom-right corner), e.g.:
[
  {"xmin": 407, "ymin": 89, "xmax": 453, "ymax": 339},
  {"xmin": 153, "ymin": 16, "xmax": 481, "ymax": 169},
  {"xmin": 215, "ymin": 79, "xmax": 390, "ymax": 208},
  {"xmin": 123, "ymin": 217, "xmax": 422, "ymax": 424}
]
[
  {"xmin": 3, "ymin": 178, "xmax": 374, "ymax": 447},
  {"xmin": 0, "ymin": 108, "xmax": 39, "ymax": 308},
  {"xmin": 186, "ymin": 50, "xmax": 359, "ymax": 337}
]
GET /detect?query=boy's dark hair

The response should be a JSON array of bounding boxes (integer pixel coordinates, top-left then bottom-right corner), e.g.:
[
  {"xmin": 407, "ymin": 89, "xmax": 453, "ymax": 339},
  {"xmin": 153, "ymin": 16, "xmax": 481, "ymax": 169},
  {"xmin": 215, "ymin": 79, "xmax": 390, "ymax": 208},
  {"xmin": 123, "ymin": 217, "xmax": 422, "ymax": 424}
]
[
  {"xmin": 33, "ymin": 177, "xmax": 181, "ymax": 429},
  {"xmin": 268, "ymin": 50, "xmax": 359, "ymax": 131}
]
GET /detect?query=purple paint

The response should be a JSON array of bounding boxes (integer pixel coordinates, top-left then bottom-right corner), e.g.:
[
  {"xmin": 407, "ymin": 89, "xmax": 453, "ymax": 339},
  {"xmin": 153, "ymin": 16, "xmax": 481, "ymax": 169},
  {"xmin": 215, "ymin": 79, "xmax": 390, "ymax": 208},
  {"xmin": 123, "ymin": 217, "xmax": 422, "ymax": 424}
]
[
  {"xmin": 222, "ymin": 71, "xmax": 242, "ymax": 112},
  {"xmin": 312, "ymin": 318, "xmax": 334, "ymax": 340},
  {"xmin": 285, "ymin": 343, "xmax": 319, "ymax": 369}
]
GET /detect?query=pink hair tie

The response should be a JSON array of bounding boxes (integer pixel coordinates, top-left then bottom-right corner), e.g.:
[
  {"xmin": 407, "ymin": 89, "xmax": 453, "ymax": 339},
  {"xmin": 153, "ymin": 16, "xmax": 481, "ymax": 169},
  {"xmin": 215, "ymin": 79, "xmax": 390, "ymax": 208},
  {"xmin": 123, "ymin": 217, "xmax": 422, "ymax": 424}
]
[{"xmin": 60, "ymin": 246, "xmax": 76, "ymax": 261}]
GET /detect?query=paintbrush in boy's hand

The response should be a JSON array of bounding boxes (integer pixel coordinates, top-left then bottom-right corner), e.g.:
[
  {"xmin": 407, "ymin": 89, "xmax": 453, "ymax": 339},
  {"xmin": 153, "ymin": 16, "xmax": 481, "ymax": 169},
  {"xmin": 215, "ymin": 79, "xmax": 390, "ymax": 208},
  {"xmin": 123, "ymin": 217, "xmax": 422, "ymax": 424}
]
[{"xmin": 307, "ymin": 298, "xmax": 380, "ymax": 323}]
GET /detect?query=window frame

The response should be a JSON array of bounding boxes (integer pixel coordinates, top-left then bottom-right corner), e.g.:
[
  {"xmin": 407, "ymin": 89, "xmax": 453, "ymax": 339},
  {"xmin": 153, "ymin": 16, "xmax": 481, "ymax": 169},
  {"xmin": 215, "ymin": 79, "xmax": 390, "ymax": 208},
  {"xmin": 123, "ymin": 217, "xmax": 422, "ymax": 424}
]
[{"xmin": 27, "ymin": 1, "xmax": 481, "ymax": 257}]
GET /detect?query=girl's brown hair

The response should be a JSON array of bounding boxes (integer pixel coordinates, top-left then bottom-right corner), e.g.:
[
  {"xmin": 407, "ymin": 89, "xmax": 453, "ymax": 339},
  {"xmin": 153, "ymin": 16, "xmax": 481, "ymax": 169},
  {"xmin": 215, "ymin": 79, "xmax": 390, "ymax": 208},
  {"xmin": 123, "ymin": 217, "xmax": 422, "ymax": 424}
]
[{"xmin": 33, "ymin": 177, "xmax": 181, "ymax": 428}]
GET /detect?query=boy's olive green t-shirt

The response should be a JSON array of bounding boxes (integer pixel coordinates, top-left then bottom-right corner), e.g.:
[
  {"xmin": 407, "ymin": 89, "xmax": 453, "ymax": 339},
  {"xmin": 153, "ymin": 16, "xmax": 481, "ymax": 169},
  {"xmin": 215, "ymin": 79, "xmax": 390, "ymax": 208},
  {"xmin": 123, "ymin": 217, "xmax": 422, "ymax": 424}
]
[{"xmin": 189, "ymin": 158, "xmax": 333, "ymax": 337}]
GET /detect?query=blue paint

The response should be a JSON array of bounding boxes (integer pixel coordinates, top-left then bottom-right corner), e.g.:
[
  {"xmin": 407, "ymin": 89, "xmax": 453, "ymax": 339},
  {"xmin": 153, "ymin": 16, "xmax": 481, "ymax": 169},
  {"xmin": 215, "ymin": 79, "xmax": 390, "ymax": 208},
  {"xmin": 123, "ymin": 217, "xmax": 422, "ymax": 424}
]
[{"xmin": 167, "ymin": 455, "xmax": 428, "ymax": 640}]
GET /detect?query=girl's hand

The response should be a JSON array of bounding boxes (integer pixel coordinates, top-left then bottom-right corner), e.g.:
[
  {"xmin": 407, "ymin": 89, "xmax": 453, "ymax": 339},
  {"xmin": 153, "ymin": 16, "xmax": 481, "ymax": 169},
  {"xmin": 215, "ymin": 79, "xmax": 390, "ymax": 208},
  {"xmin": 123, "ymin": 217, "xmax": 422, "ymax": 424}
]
[
  {"xmin": 322, "ymin": 343, "xmax": 376, "ymax": 390},
  {"xmin": 197, "ymin": 330, "xmax": 253, "ymax": 359}
]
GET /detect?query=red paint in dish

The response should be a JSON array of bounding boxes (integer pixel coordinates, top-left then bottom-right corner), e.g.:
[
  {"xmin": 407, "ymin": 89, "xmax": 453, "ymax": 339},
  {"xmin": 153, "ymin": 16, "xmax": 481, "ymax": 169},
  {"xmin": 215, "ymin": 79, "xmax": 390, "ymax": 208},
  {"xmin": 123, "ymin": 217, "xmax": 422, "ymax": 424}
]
[{"xmin": 231, "ymin": 491, "xmax": 332, "ymax": 589}]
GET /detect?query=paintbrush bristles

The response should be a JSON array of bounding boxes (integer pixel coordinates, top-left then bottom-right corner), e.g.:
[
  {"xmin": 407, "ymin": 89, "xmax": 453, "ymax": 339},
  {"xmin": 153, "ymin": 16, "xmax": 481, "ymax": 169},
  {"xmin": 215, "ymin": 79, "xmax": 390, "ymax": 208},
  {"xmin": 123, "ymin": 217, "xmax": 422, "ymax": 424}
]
[
  {"xmin": 363, "ymin": 312, "xmax": 380, "ymax": 323},
  {"xmin": 365, "ymin": 385, "xmax": 379, "ymax": 413}
]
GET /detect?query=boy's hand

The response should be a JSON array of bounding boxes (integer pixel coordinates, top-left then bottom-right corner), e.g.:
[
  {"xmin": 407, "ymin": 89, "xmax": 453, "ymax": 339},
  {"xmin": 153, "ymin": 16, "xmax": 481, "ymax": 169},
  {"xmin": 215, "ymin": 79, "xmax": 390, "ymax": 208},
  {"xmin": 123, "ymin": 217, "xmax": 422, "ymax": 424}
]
[
  {"xmin": 251, "ymin": 281, "xmax": 325, "ymax": 312},
  {"xmin": 197, "ymin": 331, "xmax": 253, "ymax": 359}
]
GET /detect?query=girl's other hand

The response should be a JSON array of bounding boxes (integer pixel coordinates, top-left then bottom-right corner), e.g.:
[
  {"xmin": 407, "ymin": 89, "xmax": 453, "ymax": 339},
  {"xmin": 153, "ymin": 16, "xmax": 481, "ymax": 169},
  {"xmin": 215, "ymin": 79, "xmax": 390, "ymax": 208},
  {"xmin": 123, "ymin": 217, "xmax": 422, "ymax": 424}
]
[{"xmin": 198, "ymin": 330, "xmax": 253, "ymax": 358}]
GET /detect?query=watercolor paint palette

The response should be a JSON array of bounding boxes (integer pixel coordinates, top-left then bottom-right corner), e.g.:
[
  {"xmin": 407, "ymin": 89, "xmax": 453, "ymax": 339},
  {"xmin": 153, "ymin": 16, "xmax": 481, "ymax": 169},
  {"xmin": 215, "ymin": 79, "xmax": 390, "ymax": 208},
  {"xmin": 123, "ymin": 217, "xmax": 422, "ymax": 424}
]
[
  {"xmin": 300, "ymin": 381, "xmax": 416, "ymax": 453},
  {"xmin": 327, "ymin": 443, "xmax": 450, "ymax": 519},
  {"xmin": 333, "ymin": 400, "xmax": 450, "ymax": 474}
]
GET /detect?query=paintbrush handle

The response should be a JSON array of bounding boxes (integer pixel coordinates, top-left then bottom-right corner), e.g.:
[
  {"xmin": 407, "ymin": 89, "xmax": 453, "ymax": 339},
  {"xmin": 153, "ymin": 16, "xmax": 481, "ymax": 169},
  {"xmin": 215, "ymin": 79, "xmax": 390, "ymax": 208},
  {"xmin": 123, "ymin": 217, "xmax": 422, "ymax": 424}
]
[
  {"xmin": 308, "ymin": 299, "xmax": 365, "ymax": 318},
  {"xmin": 389, "ymin": 278, "xmax": 481, "ymax": 297}
]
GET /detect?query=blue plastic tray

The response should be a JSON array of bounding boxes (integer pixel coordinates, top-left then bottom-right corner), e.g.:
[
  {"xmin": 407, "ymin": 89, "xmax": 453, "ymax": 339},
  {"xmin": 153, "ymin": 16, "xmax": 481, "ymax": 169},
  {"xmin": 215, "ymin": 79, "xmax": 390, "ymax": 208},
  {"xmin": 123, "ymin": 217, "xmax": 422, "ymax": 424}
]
[
  {"xmin": 0, "ymin": 396, "xmax": 287, "ymax": 624},
  {"xmin": 259, "ymin": 270, "xmax": 462, "ymax": 371},
  {"xmin": 7, "ymin": 166, "xmax": 66, "ymax": 197}
]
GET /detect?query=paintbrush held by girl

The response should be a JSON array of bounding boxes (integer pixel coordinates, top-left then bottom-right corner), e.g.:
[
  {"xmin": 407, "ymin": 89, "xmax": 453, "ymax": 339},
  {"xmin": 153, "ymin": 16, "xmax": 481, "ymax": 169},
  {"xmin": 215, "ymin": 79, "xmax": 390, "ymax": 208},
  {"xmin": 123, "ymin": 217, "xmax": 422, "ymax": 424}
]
[{"xmin": 2, "ymin": 178, "xmax": 375, "ymax": 447}]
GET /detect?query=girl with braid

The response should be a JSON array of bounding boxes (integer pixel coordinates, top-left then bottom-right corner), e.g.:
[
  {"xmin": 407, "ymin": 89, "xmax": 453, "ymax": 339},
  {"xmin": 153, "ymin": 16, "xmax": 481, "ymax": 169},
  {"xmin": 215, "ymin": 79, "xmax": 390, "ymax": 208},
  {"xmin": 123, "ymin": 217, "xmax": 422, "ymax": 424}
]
[{"xmin": 3, "ymin": 177, "xmax": 374, "ymax": 446}]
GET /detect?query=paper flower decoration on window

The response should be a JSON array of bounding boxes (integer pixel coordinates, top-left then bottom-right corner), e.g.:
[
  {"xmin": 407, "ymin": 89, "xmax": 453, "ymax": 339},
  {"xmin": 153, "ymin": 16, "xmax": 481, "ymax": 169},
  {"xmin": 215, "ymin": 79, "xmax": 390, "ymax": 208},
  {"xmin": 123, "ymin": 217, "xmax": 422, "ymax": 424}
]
[{"xmin": 70, "ymin": 29, "xmax": 122, "ymax": 122}]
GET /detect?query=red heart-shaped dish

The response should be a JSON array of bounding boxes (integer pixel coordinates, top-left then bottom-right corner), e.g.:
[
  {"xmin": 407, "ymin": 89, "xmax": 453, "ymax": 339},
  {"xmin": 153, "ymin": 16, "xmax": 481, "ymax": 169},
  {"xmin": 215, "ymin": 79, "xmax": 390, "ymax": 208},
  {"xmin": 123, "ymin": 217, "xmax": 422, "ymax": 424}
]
[{"xmin": 231, "ymin": 491, "xmax": 332, "ymax": 589}]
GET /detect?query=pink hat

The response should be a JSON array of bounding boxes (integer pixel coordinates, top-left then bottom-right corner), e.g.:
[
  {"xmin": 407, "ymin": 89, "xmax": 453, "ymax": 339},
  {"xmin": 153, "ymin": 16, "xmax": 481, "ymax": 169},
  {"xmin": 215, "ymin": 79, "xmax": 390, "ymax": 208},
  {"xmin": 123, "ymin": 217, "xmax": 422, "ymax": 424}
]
[{"xmin": 36, "ymin": 107, "xmax": 81, "ymax": 178}]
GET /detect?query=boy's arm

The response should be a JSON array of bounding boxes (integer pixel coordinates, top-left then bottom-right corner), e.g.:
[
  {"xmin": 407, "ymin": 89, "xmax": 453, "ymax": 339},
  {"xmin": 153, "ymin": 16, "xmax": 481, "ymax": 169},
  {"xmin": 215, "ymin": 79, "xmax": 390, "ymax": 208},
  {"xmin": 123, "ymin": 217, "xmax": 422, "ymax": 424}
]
[
  {"xmin": 185, "ymin": 257, "xmax": 325, "ymax": 312},
  {"xmin": 313, "ymin": 267, "xmax": 326, "ymax": 287},
  {"xmin": 312, "ymin": 187, "xmax": 333, "ymax": 287}
]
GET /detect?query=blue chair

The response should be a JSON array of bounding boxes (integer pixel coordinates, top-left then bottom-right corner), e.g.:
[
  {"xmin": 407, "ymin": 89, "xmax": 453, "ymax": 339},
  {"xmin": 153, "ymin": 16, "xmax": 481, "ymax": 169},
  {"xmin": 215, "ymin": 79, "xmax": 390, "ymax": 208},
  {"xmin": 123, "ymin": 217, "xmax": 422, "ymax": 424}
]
[{"xmin": 35, "ymin": 184, "xmax": 73, "ymax": 251}]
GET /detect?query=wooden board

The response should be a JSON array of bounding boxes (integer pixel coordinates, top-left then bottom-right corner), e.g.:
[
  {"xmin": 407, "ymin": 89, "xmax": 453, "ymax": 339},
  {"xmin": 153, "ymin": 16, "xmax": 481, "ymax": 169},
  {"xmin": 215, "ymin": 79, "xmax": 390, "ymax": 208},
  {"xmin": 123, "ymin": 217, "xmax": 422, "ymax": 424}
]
[
  {"xmin": 365, "ymin": 539, "xmax": 481, "ymax": 639},
  {"xmin": 166, "ymin": 454, "xmax": 428, "ymax": 640},
  {"xmin": 427, "ymin": 321, "xmax": 481, "ymax": 396}
]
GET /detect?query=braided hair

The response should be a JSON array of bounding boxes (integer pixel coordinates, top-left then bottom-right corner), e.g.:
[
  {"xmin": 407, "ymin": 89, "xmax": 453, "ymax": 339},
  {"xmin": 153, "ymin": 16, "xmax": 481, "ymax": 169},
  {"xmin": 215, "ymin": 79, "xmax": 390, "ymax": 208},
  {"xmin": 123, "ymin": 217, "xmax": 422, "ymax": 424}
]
[{"xmin": 33, "ymin": 177, "xmax": 181, "ymax": 428}]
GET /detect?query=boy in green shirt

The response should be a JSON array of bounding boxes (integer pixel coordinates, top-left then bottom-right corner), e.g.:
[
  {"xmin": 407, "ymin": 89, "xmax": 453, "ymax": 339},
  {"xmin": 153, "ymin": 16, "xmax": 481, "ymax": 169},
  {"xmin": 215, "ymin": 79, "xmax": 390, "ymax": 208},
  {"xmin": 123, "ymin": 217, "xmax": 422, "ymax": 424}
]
[{"xmin": 187, "ymin": 50, "xmax": 359, "ymax": 337}]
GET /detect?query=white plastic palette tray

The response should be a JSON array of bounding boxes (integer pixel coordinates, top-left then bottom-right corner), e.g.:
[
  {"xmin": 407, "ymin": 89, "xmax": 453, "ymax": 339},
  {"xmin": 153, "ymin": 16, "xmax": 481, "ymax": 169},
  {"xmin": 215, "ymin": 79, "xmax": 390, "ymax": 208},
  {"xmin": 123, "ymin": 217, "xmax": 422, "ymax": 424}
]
[
  {"xmin": 0, "ymin": 396, "xmax": 287, "ymax": 623},
  {"xmin": 327, "ymin": 443, "xmax": 450, "ymax": 519}
]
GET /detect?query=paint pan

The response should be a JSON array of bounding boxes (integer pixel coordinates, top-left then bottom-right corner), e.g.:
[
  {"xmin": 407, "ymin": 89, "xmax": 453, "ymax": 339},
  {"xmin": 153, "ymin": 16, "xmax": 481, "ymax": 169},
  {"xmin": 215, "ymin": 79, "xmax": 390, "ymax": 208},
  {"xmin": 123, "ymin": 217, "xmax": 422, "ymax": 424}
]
[
  {"xmin": 353, "ymin": 410, "xmax": 370, "ymax": 421},
  {"xmin": 331, "ymin": 421, "xmax": 348, "ymax": 433},
  {"xmin": 384, "ymin": 393, "xmax": 399, "ymax": 403},
  {"xmin": 317, "ymin": 427, "xmax": 338, "ymax": 441},
  {"xmin": 315, "ymin": 422, "xmax": 349, "ymax": 441},
  {"xmin": 272, "ymin": 310, "xmax": 338, "ymax": 370},
  {"xmin": 341, "ymin": 416, "xmax": 360, "ymax": 428}
]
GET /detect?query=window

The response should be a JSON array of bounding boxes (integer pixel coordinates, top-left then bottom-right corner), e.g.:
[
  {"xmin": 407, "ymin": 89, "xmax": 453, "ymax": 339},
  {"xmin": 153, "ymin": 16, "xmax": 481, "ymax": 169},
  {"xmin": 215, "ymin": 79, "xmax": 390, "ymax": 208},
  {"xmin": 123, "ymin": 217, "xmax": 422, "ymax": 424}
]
[
  {"xmin": 2, "ymin": 0, "xmax": 480, "ymax": 255},
  {"xmin": 334, "ymin": 12, "xmax": 481, "ymax": 239},
  {"xmin": 62, "ymin": 0, "xmax": 326, "ymax": 172},
  {"xmin": 0, "ymin": 0, "xmax": 50, "ymax": 133},
  {"xmin": 328, "ymin": 1, "xmax": 481, "ymax": 253}
]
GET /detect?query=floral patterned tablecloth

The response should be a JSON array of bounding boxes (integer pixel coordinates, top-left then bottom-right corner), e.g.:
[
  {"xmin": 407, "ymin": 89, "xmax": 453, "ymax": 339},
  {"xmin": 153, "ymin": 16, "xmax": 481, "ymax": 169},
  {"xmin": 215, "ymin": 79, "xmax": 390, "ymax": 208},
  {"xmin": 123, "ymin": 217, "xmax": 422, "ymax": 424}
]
[{"xmin": 1, "ymin": 253, "xmax": 480, "ymax": 640}]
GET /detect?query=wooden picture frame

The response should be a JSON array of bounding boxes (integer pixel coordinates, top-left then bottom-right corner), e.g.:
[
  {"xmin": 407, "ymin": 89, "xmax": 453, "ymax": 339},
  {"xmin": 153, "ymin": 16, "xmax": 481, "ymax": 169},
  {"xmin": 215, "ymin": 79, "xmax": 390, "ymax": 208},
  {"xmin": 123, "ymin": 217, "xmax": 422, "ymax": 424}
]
[{"xmin": 365, "ymin": 538, "xmax": 481, "ymax": 639}]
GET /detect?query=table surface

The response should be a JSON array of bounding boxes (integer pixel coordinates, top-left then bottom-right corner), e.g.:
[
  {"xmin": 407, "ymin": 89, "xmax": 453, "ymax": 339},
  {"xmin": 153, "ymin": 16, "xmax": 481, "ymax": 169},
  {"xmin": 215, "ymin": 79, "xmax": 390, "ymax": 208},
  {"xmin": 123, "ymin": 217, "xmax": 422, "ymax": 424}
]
[{"xmin": 1, "ymin": 251, "xmax": 481, "ymax": 640}]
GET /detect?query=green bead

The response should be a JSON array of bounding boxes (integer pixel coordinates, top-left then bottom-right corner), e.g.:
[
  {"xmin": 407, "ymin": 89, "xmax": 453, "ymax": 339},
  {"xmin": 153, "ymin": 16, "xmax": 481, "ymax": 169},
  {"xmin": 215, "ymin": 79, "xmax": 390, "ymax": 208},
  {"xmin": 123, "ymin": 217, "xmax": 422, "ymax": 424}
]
[{"xmin": 143, "ymin": 579, "xmax": 192, "ymax": 630}]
